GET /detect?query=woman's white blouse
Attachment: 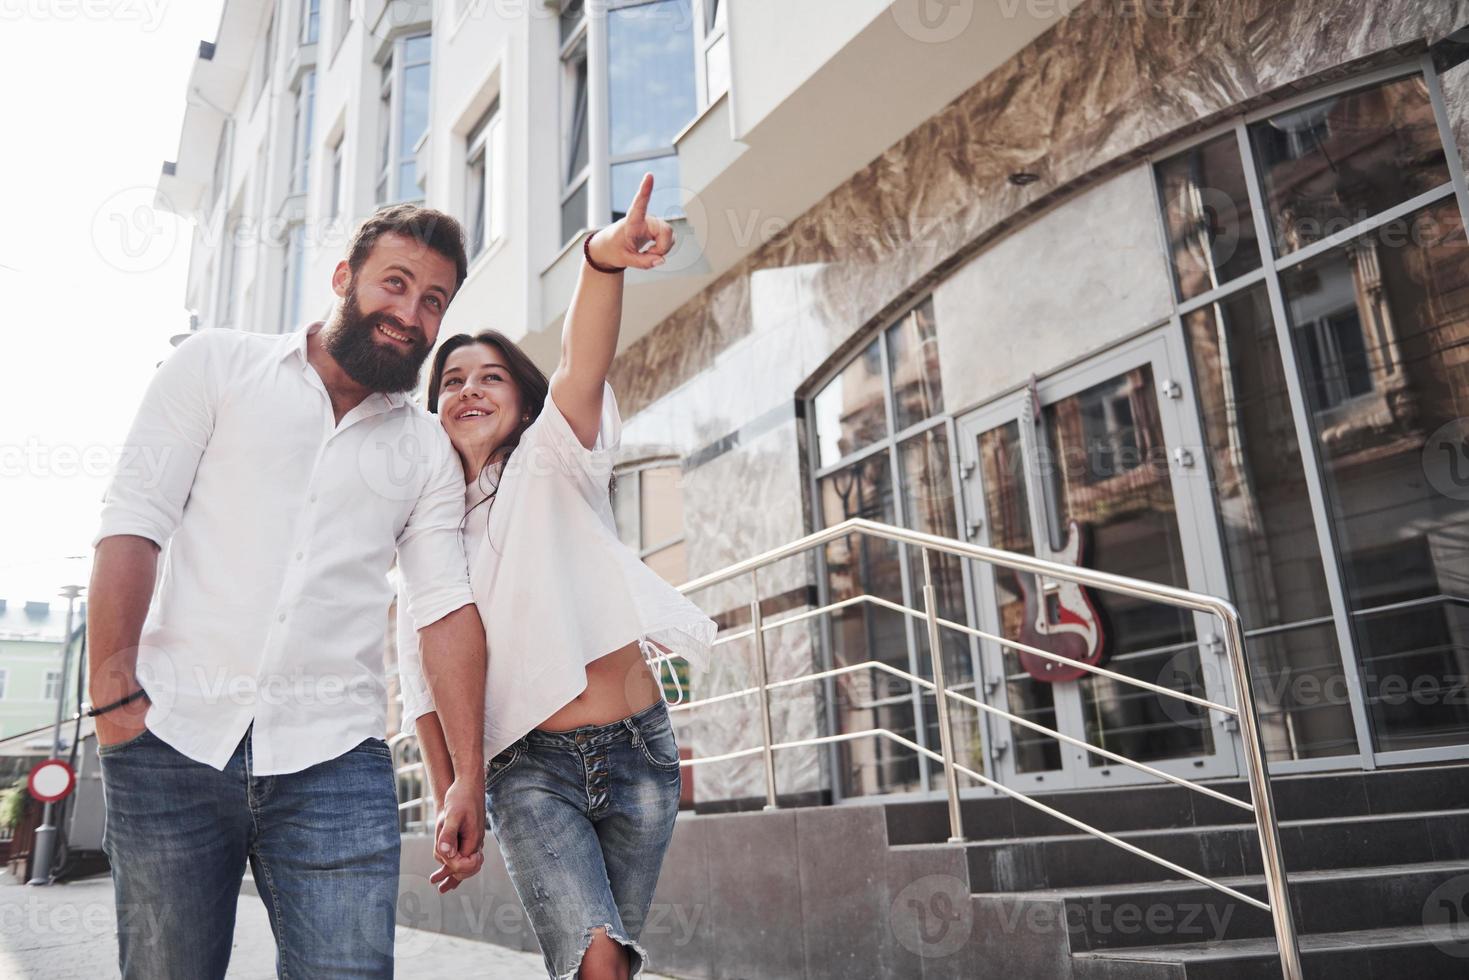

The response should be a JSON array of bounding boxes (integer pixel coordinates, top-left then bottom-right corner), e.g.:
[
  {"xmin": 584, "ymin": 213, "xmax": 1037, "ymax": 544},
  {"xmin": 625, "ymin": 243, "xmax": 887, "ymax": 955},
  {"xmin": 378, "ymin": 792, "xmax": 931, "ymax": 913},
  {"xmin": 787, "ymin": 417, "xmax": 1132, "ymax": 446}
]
[{"xmin": 396, "ymin": 382, "xmax": 716, "ymax": 762}]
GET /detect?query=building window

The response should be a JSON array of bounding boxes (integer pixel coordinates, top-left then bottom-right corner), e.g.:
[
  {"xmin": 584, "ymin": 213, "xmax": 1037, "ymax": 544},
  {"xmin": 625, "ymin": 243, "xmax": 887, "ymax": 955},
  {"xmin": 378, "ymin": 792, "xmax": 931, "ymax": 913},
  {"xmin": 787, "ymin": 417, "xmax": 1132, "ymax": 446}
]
[
  {"xmin": 612, "ymin": 459, "xmax": 690, "ymax": 700},
  {"xmin": 42, "ymin": 669, "xmax": 62, "ymax": 701},
  {"xmin": 698, "ymin": 0, "xmax": 728, "ymax": 105},
  {"xmin": 0, "ymin": 669, "xmax": 7, "ymax": 700},
  {"xmin": 329, "ymin": 134, "xmax": 344, "ymax": 220},
  {"xmin": 560, "ymin": 1, "xmax": 590, "ymax": 246},
  {"xmin": 558, "ymin": 0, "xmax": 698, "ymax": 245},
  {"xmin": 466, "ymin": 98, "xmax": 504, "ymax": 259},
  {"xmin": 290, "ymin": 71, "xmax": 316, "ymax": 195},
  {"xmin": 607, "ymin": 0, "xmax": 696, "ymax": 221},
  {"xmin": 1156, "ymin": 69, "xmax": 1467, "ymax": 761},
  {"xmin": 808, "ymin": 298, "xmax": 978, "ymax": 799},
  {"xmin": 378, "ymin": 33, "xmax": 432, "ymax": 204},
  {"xmin": 301, "ymin": 0, "xmax": 319, "ymax": 44},
  {"xmin": 281, "ymin": 224, "xmax": 306, "ymax": 331}
]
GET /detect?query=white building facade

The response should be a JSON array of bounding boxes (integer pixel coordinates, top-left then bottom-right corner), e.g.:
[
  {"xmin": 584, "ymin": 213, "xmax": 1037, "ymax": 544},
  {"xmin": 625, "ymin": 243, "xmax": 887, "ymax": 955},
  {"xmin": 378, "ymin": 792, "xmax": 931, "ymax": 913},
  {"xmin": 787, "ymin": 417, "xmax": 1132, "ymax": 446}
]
[{"xmin": 159, "ymin": 1, "xmax": 1469, "ymax": 812}]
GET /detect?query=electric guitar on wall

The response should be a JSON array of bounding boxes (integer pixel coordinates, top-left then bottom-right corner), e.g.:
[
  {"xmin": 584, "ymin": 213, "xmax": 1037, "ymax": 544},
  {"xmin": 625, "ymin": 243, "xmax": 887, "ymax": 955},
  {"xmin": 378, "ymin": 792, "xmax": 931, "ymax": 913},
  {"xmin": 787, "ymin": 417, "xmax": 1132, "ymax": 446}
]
[{"xmin": 1016, "ymin": 375, "xmax": 1110, "ymax": 683}]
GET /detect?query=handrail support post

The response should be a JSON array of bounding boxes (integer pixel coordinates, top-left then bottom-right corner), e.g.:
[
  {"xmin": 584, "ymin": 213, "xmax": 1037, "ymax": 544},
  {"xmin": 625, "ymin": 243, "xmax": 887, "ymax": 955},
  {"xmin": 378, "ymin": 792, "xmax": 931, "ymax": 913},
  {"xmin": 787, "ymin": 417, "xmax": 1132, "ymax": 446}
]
[
  {"xmin": 750, "ymin": 571, "xmax": 780, "ymax": 811},
  {"xmin": 921, "ymin": 548, "xmax": 966, "ymax": 844}
]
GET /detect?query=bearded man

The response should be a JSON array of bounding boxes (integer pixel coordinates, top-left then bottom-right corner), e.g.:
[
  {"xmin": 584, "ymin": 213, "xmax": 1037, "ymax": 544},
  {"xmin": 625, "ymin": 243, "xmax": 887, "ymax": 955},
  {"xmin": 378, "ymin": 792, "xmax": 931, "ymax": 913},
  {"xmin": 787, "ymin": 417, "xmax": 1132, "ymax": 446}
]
[{"xmin": 86, "ymin": 206, "xmax": 488, "ymax": 979}]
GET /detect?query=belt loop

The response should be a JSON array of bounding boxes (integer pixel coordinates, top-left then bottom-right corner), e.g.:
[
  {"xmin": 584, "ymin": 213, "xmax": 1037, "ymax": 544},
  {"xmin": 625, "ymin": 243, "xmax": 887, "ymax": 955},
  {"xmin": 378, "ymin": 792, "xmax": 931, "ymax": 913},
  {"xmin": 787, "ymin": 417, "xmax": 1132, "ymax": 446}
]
[{"xmin": 623, "ymin": 717, "xmax": 641, "ymax": 747}]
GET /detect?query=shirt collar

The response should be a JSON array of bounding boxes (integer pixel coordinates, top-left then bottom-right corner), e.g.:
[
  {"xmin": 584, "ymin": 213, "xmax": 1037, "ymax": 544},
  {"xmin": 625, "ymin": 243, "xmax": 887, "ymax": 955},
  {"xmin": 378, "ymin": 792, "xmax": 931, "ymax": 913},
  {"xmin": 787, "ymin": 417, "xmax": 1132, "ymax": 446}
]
[{"xmin": 277, "ymin": 320, "xmax": 413, "ymax": 409}]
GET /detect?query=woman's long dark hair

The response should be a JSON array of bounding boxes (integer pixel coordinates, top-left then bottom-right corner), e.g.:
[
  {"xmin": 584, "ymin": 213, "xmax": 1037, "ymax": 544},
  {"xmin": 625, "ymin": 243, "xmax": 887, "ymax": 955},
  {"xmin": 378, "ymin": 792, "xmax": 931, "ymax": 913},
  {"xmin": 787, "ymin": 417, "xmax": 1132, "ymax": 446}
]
[{"xmin": 426, "ymin": 330, "xmax": 550, "ymax": 535}]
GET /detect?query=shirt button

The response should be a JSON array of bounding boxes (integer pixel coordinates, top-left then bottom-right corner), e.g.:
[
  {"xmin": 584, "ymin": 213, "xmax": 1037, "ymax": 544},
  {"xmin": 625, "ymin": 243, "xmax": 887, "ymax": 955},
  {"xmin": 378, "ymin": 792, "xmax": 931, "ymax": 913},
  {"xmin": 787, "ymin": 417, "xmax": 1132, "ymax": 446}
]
[
  {"xmin": 295, "ymin": 552, "xmax": 304, "ymax": 561},
  {"xmin": 310, "ymin": 493, "xmax": 318, "ymax": 503},
  {"xmin": 278, "ymin": 613, "xmax": 287, "ymax": 623}
]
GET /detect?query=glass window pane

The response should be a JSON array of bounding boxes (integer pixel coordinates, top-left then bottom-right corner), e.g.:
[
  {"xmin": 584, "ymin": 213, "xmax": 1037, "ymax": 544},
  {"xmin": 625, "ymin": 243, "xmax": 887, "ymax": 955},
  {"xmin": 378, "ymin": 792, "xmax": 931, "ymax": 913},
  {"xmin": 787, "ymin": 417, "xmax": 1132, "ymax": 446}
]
[
  {"xmin": 1279, "ymin": 199, "xmax": 1469, "ymax": 754},
  {"xmin": 1183, "ymin": 283, "xmax": 1356, "ymax": 761},
  {"xmin": 1041, "ymin": 366, "xmax": 1205, "ymax": 762},
  {"xmin": 399, "ymin": 61, "xmax": 430, "ymax": 157},
  {"xmin": 608, "ymin": 0, "xmax": 697, "ymax": 156},
  {"xmin": 561, "ymin": 179, "xmax": 589, "ymax": 245},
  {"xmin": 1251, "ymin": 75, "xmax": 1450, "ymax": 255},
  {"xmin": 898, "ymin": 427, "xmax": 982, "ymax": 776},
  {"xmin": 639, "ymin": 465, "xmax": 685, "ymax": 548},
  {"xmin": 611, "ymin": 156, "xmax": 683, "ymax": 221},
  {"xmin": 812, "ymin": 337, "xmax": 887, "ymax": 468},
  {"xmin": 559, "ymin": 0, "xmax": 584, "ymax": 44},
  {"xmin": 887, "ymin": 299, "xmax": 944, "ymax": 430},
  {"xmin": 705, "ymin": 32, "xmax": 729, "ymax": 102},
  {"xmin": 1155, "ymin": 132, "xmax": 1263, "ymax": 300},
  {"xmin": 467, "ymin": 154, "xmax": 486, "ymax": 257},
  {"xmin": 819, "ymin": 453, "xmax": 920, "ymax": 796},
  {"xmin": 403, "ymin": 33, "xmax": 431, "ymax": 64},
  {"xmin": 975, "ymin": 420, "xmax": 1061, "ymax": 773},
  {"xmin": 566, "ymin": 44, "xmax": 589, "ymax": 184}
]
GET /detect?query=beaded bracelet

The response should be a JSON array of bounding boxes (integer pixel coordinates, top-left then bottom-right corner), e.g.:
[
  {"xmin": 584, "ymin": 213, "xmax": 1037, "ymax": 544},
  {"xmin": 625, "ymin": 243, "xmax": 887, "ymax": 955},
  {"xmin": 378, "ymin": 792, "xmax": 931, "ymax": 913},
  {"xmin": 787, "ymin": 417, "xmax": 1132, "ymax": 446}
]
[{"xmin": 583, "ymin": 230, "xmax": 626, "ymax": 275}]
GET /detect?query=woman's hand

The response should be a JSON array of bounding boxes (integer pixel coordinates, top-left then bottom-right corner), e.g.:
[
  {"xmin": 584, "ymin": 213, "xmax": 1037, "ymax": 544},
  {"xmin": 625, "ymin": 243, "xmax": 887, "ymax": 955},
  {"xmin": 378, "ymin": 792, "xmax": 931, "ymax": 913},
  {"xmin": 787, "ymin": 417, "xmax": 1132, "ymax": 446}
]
[{"xmin": 587, "ymin": 172, "xmax": 676, "ymax": 272}]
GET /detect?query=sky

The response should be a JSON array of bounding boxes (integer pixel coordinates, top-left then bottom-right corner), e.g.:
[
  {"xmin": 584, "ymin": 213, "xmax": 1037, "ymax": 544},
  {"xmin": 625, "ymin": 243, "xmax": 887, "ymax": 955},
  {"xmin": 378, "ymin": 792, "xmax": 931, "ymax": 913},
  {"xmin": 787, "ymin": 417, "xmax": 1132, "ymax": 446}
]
[{"xmin": 0, "ymin": 1, "xmax": 226, "ymax": 604}]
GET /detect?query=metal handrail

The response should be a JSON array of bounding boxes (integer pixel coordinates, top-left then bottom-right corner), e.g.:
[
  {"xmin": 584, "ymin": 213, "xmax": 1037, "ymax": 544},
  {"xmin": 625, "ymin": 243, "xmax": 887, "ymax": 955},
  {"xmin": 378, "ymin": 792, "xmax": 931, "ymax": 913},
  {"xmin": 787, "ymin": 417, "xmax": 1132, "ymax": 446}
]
[{"xmin": 670, "ymin": 517, "xmax": 1302, "ymax": 980}]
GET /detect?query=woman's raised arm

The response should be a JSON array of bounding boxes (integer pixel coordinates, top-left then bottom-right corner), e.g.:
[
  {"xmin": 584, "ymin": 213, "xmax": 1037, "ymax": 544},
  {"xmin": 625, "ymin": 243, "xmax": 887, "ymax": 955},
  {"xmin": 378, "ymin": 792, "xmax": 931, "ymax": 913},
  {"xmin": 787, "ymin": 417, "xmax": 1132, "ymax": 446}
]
[{"xmin": 550, "ymin": 172, "xmax": 675, "ymax": 448}]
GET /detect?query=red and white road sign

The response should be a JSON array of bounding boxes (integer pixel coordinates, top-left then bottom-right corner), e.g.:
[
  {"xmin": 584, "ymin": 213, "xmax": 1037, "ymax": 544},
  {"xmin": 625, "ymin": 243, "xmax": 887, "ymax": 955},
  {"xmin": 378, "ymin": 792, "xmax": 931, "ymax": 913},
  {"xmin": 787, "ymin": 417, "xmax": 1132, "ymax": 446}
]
[{"xmin": 27, "ymin": 759, "xmax": 76, "ymax": 804}]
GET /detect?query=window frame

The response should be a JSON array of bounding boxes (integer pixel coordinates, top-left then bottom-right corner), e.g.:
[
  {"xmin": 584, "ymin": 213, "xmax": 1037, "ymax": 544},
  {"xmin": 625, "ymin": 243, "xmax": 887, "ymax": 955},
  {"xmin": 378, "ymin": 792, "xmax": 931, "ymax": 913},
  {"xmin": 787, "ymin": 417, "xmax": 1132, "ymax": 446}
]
[
  {"xmin": 559, "ymin": 11, "xmax": 592, "ymax": 247},
  {"xmin": 803, "ymin": 295, "xmax": 978, "ymax": 801},
  {"xmin": 300, "ymin": 0, "xmax": 320, "ymax": 45},
  {"xmin": 289, "ymin": 70, "xmax": 316, "ymax": 196},
  {"xmin": 466, "ymin": 98, "xmax": 504, "ymax": 259},
  {"xmin": 42, "ymin": 669, "xmax": 62, "ymax": 702},
  {"xmin": 1146, "ymin": 57, "xmax": 1469, "ymax": 771},
  {"xmin": 376, "ymin": 32, "xmax": 432, "ymax": 206}
]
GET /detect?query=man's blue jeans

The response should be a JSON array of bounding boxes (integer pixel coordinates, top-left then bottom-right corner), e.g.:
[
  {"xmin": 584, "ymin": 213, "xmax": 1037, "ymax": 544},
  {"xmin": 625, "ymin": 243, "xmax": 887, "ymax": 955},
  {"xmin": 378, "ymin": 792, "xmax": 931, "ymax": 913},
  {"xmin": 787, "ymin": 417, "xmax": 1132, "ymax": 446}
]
[{"xmin": 98, "ymin": 726, "xmax": 401, "ymax": 979}]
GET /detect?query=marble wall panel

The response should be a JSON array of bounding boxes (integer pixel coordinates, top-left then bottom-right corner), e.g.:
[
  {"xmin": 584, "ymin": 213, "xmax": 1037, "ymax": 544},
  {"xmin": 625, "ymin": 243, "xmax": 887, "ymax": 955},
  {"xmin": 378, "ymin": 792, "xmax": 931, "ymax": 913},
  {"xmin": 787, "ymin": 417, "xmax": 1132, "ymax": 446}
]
[{"xmin": 933, "ymin": 164, "xmax": 1174, "ymax": 413}]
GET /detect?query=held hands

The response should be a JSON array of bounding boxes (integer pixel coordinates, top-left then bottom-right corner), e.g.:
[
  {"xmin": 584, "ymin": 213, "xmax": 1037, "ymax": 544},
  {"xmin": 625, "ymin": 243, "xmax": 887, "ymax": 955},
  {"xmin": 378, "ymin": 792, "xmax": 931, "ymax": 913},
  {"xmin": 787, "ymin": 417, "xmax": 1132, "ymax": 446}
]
[
  {"xmin": 430, "ymin": 777, "xmax": 486, "ymax": 894},
  {"xmin": 587, "ymin": 172, "xmax": 677, "ymax": 272}
]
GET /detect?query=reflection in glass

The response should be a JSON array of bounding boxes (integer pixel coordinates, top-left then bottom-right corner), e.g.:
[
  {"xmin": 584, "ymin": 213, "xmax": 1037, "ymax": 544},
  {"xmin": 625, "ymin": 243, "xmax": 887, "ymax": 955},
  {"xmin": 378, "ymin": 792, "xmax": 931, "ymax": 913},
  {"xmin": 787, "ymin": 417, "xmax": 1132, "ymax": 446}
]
[
  {"xmin": 887, "ymin": 299, "xmax": 945, "ymax": 431},
  {"xmin": 608, "ymin": 0, "xmax": 697, "ymax": 156},
  {"xmin": 1250, "ymin": 76, "xmax": 1450, "ymax": 255},
  {"xmin": 1156, "ymin": 132, "xmax": 1263, "ymax": 301},
  {"xmin": 812, "ymin": 337, "xmax": 887, "ymax": 468},
  {"xmin": 1279, "ymin": 200, "xmax": 1469, "ymax": 753},
  {"xmin": 1183, "ymin": 284, "xmax": 1357, "ymax": 760},
  {"xmin": 612, "ymin": 156, "xmax": 683, "ymax": 221},
  {"xmin": 820, "ymin": 454, "xmax": 919, "ymax": 796},
  {"xmin": 1042, "ymin": 366, "xmax": 1209, "ymax": 763},
  {"xmin": 898, "ymin": 428, "xmax": 982, "ymax": 775},
  {"xmin": 977, "ymin": 421, "xmax": 1061, "ymax": 773}
]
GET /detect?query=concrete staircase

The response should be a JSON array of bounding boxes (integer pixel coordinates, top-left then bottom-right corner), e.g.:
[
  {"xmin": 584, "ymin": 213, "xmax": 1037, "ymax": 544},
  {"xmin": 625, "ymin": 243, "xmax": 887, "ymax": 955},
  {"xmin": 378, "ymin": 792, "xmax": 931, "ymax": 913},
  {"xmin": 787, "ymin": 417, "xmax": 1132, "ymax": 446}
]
[{"xmin": 879, "ymin": 764, "xmax": 1469, "ymax": 978}]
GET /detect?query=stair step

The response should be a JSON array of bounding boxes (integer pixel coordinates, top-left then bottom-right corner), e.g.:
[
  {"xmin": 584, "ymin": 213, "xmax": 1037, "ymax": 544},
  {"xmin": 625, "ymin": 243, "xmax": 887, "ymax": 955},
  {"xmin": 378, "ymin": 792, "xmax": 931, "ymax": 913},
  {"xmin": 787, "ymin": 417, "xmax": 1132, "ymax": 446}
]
[
  {"xmin": 1071, "ymin": 922, "xmax": 1469, "ymax": 979},
  {"xmin": 883, "ymin": 763, "xmax": 1469, "ymax": 846},
  {"xmin": 974, "ymin": 860, "xmax": 1468, "ymax": 952},
  {"xmin": 944, "ymin": 808, "xmax": 1469, "ymax": 891}
]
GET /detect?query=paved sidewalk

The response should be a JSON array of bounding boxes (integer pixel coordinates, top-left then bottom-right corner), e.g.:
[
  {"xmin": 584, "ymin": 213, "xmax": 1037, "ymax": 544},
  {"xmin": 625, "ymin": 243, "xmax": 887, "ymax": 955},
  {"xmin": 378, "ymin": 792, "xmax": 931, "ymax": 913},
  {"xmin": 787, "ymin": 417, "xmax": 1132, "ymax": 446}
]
[{"xmin": 0, "ymin": 871, "xmax": 670, "ymax": 979}]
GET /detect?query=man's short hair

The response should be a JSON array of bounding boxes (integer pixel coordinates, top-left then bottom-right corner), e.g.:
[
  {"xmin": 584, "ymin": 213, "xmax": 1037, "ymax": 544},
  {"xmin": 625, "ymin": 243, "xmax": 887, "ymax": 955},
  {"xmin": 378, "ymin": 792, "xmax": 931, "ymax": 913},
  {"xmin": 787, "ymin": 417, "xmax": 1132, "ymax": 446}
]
[{"xmin": 346, "ymin": 204, "xmax": 469, "ymax": 295}]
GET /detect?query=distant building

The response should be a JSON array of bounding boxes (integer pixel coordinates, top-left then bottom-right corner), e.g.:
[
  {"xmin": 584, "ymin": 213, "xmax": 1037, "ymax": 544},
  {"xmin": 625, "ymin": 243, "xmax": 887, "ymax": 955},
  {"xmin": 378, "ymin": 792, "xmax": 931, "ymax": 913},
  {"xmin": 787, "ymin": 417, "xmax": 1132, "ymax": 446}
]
[{"xmin": 0, "ymin": 599, "xmax": 84, "ymax": 751}]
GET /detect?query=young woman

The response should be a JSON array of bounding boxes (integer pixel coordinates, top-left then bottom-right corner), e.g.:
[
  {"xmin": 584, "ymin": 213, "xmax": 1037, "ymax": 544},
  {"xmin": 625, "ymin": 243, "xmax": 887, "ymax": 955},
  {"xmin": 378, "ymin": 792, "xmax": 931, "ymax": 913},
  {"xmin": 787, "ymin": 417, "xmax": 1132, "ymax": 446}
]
[{"xmin": 398, "ymin": 174, "xmax": 716, "ymax": 980}]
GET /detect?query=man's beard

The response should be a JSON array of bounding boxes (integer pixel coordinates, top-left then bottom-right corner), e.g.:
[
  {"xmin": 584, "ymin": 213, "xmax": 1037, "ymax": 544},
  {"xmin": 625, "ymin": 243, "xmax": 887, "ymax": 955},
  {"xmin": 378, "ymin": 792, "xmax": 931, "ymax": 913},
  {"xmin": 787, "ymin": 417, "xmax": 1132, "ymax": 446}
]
[{"xmin": 320, "ymin": 283, "xmax": 431, "ymax": 393}]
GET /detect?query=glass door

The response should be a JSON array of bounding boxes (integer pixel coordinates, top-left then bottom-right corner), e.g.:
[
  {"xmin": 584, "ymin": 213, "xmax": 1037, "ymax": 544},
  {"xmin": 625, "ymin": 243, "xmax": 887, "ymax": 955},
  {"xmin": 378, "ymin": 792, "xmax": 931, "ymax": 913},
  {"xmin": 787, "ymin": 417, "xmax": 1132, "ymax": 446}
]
[{"xmin": 958, "ymin": 332, "xmax": 1240, "ymax": 791}]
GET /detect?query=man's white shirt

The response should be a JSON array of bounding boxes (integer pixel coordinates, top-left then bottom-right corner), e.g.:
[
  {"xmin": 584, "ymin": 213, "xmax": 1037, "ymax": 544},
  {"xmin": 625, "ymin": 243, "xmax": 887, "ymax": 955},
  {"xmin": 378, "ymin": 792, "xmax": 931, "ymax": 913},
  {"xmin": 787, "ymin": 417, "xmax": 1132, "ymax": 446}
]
[{"xmin": 94, "ymin": 323, "xmax": 473, "ymax": 774}]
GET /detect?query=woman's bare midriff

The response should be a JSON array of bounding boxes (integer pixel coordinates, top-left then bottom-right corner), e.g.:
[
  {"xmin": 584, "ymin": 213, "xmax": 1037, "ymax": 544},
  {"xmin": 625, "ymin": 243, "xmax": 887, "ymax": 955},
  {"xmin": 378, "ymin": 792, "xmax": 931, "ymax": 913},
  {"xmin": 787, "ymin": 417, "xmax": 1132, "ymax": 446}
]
[{"xmin": 536, "ymin": 639, "xmax": 664, "ymax": 731}]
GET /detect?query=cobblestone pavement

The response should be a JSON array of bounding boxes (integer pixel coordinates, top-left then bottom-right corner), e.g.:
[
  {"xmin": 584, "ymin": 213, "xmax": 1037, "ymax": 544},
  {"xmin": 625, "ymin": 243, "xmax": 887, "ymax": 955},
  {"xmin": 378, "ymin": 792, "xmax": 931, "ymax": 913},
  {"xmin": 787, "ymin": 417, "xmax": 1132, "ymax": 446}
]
[{"xmin": 0, "ymin": 871, "xmax": 673, "ymax": 979}]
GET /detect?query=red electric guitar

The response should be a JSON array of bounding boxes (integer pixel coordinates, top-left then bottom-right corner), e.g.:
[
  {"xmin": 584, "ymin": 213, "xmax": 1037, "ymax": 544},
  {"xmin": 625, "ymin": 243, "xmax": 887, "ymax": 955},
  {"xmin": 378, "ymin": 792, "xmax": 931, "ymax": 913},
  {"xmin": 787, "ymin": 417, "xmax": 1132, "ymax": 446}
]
[{"xmin": 1014, "ymin": 375, "xmax": 1109, "ymax": 683}]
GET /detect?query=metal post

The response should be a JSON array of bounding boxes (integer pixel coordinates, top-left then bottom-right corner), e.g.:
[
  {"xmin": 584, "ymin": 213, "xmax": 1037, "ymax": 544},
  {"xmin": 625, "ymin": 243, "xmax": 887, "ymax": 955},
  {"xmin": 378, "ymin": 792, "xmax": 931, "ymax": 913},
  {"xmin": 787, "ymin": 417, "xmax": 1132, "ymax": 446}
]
[
  {"xmin": 28, "ymin": 585, "xmax": 83, "ymax": 886},
  {"xmin": 920, "ymin": 550, "xmax": 965, "ymax": 843},
  {"xmin": 1216, "ymin": 603, "xmax": 1302, "ymax": 980},
  {"xmin": 749, "ymin": 571, "xmax": 779, "ymax": 810}
]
